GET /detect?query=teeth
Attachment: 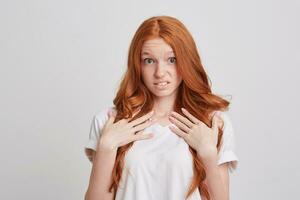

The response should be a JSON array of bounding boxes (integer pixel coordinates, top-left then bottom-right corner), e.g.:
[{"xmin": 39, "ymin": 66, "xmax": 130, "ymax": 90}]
[{"xmin": 156, "ymin": 82, "xmax": 168, "ymax": 86}]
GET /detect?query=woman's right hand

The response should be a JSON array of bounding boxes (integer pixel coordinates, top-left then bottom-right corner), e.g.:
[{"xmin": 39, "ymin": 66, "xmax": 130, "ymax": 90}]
[{"xmin": 97, "ymin": 110, "xmax": 156, "ymax": 151}]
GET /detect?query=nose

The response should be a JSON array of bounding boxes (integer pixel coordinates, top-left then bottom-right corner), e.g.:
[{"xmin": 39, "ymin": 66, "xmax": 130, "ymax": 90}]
[{"xmin": 154, "ymin": 62, "xmax": 166, "ymax": 78}]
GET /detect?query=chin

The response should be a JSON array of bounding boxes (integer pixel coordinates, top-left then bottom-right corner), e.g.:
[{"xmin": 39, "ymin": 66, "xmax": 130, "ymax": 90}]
[{"xmin": 149, "ymin": 88, "xmax": 178, "ymax": 97}]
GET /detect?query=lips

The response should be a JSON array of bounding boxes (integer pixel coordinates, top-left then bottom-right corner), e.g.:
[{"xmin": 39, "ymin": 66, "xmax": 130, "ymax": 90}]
[{"xmin": 154, "ymin": 81, "xmax": 170, "ymax": 86}]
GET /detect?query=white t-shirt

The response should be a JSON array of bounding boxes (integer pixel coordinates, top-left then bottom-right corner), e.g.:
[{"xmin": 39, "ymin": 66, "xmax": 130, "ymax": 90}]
[{"xmin": 84, "ymin": 107, "xmax": 238, "ymax": 200}]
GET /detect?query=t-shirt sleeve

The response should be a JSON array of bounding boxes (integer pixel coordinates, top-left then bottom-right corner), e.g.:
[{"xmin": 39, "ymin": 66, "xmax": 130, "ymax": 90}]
[
  {"xmin": 84, "ymin": 107, "xmax": 112, "ymax": 161},
  {"xmin": 217, "ymin": 112, "xmax": 239, "ymax": 172}
]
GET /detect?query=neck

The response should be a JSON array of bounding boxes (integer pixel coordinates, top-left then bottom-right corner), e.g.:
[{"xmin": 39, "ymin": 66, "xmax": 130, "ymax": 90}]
[{"xmin": 153, "ymin": 95, "xmax": 176, "ymax": 117}]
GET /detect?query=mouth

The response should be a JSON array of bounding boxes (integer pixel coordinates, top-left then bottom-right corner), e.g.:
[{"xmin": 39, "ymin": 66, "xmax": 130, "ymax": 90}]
[{"xmin": 154, "ymin": 81, "xmax": 170, "ymax": 86}]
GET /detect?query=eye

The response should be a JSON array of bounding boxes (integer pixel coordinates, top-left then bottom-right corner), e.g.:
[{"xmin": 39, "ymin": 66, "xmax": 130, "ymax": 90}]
[
  {"xmin": 143, "ymin": 58, "xmax": 155, "ymax": 65},
  {"xmin": 168, "ymin": 57, "xmax": 176, "ymax": 64}
]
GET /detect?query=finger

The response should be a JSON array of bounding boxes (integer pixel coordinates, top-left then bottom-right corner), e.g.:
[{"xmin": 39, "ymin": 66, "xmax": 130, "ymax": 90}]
[
  {"xmin": 212, "ymin": 114, "xmax": 223, "ymax": 144},
  {"xmin": 106, "ymin": 110, "xmax": 116, "ymax": 126},
  {"xmin": 128, "ymin": 110, "xmax": 154, "ymax": 127},
  {"xmin": 170, "ymin": 111, "xmax": 194, "ymax": 128},
  {"xmin": 132, "ymin": 118, "xmax": 157, "ymax": 133},
  {"xmin": 210, "ymin": 111, "xmax": 223, "ymax": 127},
  {"xmin": 215, "ymin": 112, "xmax": 224, "ymax": 129},
  {"xmin": 116, "ymin": 118, "xmax": 129, "ymax": 125},
  {"xmin": 117, "ymin": 110, "xmax": 143, "ymax": 126},
  {"xmin": 169, "ymin": 125, "xmax": 188, "ymax": 139},
  {"xmin": 127, "ymin": 108, "xmax": 142, "ymax": 122},
  {"xmin": 209, "ymin": 110, "xmax": 218, "ymax": 118},
  {"xmin": 132, "ymin": 108, "xmax": 142, "ymax": 118},
  {"xmin": 181, "ymin": 108, "xmax": 204, "ymax": 125},
  {"xmin": 169, "ymin": 116, "xmax": 190, "ymax": 133},
  {"xmin": 132, "ymin": 132, "xmax": 154, "ymax": 141},
  {"xmin": 212, "ymin": 113, "xmax": 222, "ymax": 135}
]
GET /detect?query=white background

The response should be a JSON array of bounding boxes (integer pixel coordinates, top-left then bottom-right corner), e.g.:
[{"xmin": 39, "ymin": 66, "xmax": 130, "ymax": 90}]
[{"xmin": 1, "ymin": 0, "xmax": 299, "ymax": 199}]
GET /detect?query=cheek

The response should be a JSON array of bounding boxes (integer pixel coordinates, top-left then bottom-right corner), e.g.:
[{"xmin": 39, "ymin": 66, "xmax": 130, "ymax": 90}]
[
  {"xmin": 174, "ymin": 75, "xmax": 182, "ymax": 87},
  {"xmin": 141, "ymin": 68, "xmax": 152, "ymax": 83},
  {"xmin": 172, "ymin": 68, "xmax": 182, "ymax": 82}
]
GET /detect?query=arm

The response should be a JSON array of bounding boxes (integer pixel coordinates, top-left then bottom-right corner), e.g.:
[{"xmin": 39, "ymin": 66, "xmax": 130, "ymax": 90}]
[
  {"xmin": 84, "ymin": 109, "xmax": 155, "ymax": 200},
  {"xmin": 85, "ymin": 145, "xmax": 117, "ymax": 200},
  {"xmin": 198, "ymin": 150, "xmax": 230, "ymax": 200}
]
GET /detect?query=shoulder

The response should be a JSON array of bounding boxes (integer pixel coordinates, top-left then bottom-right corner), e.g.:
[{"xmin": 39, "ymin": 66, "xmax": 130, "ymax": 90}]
[
  {"xmin": 214, "ymin": 111, "xmax": 238, "ymax": 170},
  {"xmin": 84, "ymin": 106, "xmax": 117, "ymax": 162},
  {"xmin": 94, "ymin": 106, "xmax": 116, "ymax": 125},
  {"xmin": 219, "ymin": 111, "xmax": 233, "ymax": 131},
  {"xmin": 210, "ymin": 110, "xmax": 233, "ymax": 131},
  {"xmin": 216, "ymin": 111, "xmax": 236, "ymax": 149}
]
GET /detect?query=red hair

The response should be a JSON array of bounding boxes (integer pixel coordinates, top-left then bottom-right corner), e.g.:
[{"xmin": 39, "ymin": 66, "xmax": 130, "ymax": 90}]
[{"xmin": 109, "ymin": 15, "xmax": 229, "ymax": 200}]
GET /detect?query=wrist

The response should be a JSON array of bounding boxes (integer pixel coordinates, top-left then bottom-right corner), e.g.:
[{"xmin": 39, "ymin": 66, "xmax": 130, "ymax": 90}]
[
  {"xmin": 97, "ymin": 144, "xmax": 118, "ymax": 152},
  {"xmin": 197, "ymin": 146, "xmax": 217, "ymax": 160},
  {"xmin": 97, "ymin": 137, "xmax": 118, "ymax": 152}
]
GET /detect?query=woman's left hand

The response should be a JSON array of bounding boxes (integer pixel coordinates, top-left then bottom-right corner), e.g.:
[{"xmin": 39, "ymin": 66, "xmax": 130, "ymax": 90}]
[{"xmin": 169, "ymin": 108, "xmax": 223, "ymax": 159}]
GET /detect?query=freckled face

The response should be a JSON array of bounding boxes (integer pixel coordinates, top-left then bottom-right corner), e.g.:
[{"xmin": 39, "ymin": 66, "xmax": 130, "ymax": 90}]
[{"xmin": 140, "ymin": 38, "xmax": 182, "ymax": 98}]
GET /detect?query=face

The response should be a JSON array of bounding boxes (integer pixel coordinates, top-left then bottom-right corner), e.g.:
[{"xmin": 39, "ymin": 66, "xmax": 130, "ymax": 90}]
[{"xmin": 140, "ymin": 38, "xmax": 182, "ymax": 98}]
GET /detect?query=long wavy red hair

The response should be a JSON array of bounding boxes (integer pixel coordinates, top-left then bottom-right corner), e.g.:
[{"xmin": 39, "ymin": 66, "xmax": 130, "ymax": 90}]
[{"xmin": 108, "ymin": 15, "xmax": 230, "ymax": 200}]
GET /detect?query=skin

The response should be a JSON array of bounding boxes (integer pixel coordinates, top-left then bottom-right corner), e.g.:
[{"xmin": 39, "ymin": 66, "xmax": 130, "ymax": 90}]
[
  {"xmin": 169, "ymin": 109, "xmax": 230, "ymax": 200},
  {"xmin": 140, "ymin": 37, "xmax": 231, "ymax": 200},
  {"xmin": 86, "ymin": 37, "xmax": 231, "ymax": 200},
  {"xmin": 85, "ymin": 111, "xmax": 157, "ymax": 200},
  {"xmin": 140, "ymin": 37, "xmax": 182, "ymax": 124}
]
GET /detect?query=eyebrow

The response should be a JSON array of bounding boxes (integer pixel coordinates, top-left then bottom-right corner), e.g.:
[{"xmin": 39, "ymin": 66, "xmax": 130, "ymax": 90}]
[{"xmin": 141, "ymin": 50, "xmax": 174, "ymax": 56}]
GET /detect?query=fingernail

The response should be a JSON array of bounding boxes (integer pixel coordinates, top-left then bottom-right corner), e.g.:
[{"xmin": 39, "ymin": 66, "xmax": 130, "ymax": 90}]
[{"xmin": 170, "ymin": 123, "xmax": 176, "ymax": 128}]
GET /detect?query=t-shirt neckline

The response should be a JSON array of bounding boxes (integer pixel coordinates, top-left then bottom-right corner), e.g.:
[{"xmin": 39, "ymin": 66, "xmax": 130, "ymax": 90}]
[{"xmin": 152, "ymin": 122, "xmax": 172, "ymax": 128}]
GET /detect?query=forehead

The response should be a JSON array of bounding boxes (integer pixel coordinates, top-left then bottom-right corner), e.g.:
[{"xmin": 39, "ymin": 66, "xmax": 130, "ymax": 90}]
[{"xmin": 141, "ymin": 38, "xmax": 174, "ymax": 55}]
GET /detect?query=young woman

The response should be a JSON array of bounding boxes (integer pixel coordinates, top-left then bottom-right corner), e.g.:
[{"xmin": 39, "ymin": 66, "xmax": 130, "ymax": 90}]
[{"xmin": 84, "ymin": 16, "xmax": 238, "ymax": 200}]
